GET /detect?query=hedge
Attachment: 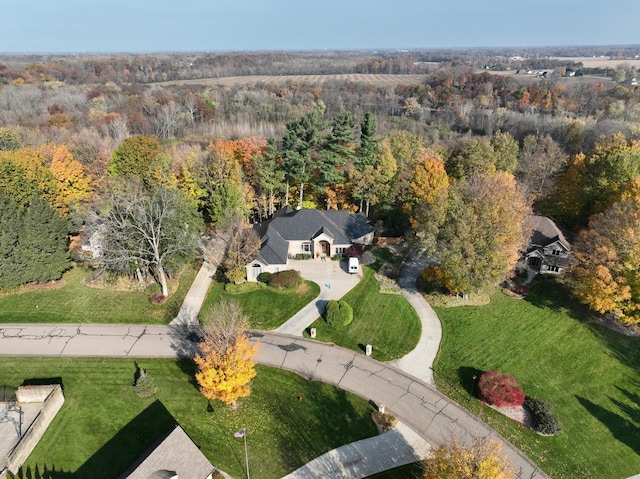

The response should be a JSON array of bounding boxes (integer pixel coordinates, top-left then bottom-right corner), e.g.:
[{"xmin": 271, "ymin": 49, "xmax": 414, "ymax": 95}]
[{"xmin": 268, "ymin": 270, "xmax": 302, "ymax": 290}]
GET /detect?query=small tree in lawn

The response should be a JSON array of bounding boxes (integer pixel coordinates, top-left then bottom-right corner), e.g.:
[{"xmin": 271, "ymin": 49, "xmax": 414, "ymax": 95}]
[
  {"xmin": 422, "ymin": 435, "xmax": 515, "ymax": 479},
  {"xmin": 477, "ymin": 371, "xmax": 525, "ymax": 408},
  {"xmin": 194, "ymin": 300, "xmax": 259, "ymax": 405},
  {"xmin": 133, "ymin": 366, "xmax": 157, "ymax": 398}
]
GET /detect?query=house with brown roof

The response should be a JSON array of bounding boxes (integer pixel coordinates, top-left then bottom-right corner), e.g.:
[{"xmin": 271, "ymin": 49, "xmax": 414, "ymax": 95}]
[
  {"xmin": 523, "ymin": 215, "xmax": 571, "ymax": 275},
  {"xmin": 246, "ymin": 207, "xmax": 375, "ymax": 281},
  {"xmin": 119, "ymin": 425, "xmax": 216, "ymax": 479}
]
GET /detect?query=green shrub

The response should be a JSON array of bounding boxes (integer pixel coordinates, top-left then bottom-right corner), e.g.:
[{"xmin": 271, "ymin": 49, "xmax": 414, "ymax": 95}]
[
  {"xmin": 225, "ymin": 265, "xmax": 247, "ymax": 284},
  {"xmin": 133, "ymin": 367, "xmax": 157, "ymax": 398},
  {"xmin": 331, "ymin": 254, "xmax": 344, "ymax": 261},
  {"xmin": 324, "ymin": 300, "xmax": 354, "ymax": 328},
  {"xmin": 524, "ymin": 397, "xmax": 562, "ymax": 435},
  {"xmin": 268, "ymin": 270, "xmax": 302, "ymax": 290},
  {"xmin": 295, "ymin": 253, "xmax": 312, "ymax": 260},
  {"xmin": 257, "ymin": 272, "xmax": 272, "ymax": 283}
]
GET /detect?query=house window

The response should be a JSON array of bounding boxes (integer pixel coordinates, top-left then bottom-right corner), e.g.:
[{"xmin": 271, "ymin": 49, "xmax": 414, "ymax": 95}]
[
  {"xmin": 301, "ymin": 243, "xmax": 312, "ymax": 253},
  {"xmin": 552, "ymin": 249, "xmax": 561, "ymax": 256},
  {"xmin": 335, "ymin": 247, "xmax": 346, "ymax": 254},
  {"xmin": 528, "ymin": 257, "xmax": 541, "ymax": 268},
  {"xmin": 251, "ymin": 264, "xmax": 261, "ymax": 278},
  {"xmin": 548, "ymin": 265, "xmax": 560, "ymax": 272}
]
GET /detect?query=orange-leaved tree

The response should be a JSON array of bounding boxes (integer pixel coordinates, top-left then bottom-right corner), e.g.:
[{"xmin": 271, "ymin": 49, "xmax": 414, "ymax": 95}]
[{"xmin": 194, "ymin": 300, "xmax": 259, "ymax": 405}]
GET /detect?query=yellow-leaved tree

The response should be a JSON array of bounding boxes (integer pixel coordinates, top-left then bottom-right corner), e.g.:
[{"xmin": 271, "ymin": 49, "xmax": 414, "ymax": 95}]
[
  {"xmin": 422, "ymin": 436, "xmax": 515, "ymax": 479},
  {"xmin": 194, "ymin": 300, "xmax": 259, "ymax": 405}
]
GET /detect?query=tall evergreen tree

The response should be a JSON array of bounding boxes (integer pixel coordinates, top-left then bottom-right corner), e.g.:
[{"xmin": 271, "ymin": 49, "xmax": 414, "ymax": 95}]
[
  {"xmin": 318, "ymin": 112, "xmax": 357, "ymax": 195},
  {"xmin": 0, "ymin": 194, "xmax": 22, "ymax": 289},
  {"xmin": 18, "ymin": 195, "xmax": 70, "ymax": 284},
  {"xmin": 281, "ymin": 111, "xmax": 326, "ymax": 208},
  {"xmin": 356, "ymin": 112, "xmax": 379, "ymax": 170}
]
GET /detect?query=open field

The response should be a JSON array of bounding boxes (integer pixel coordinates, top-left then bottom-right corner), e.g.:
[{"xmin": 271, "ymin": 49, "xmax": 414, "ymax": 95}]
[
  {"xmin": 158, "ymin": 73, "xmax": 429, "ymax": 87},
  {"xmin": 2, "ymin": 358, "xmax": 378, "ymax": 479},
  {"xmin": 550, "ymin": 56, "xmax": 640, "ymax": 69},
  {"xmin": 433, "ymin": 277, "xmax": 640, "ymax": 479}
]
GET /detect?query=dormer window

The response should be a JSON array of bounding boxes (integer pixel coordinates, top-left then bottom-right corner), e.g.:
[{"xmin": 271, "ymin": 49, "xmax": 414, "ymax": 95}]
[{"xmin": 552, "ymin": 249, "xmax": 561, "ymax": 256}]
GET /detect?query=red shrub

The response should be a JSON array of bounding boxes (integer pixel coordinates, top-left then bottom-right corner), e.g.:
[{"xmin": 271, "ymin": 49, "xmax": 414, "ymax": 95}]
[{"xmin": 477, "ymin": 371, "xmax": 525, "ymax": 407}]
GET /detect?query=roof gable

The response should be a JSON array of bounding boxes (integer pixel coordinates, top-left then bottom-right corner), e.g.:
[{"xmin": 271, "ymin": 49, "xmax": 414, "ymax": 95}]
[{"xmin": 526, "ymin": 215, "xmax": 570, "ymax": 250}]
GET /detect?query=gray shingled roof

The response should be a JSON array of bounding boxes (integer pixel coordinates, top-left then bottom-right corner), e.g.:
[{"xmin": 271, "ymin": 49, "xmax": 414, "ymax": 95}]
[
  {"xmin": 252, "ymin": 208, "xmax": 375, "ymax": 265},
  {"xmin": 119, "ymin": 425, "xmax": 215, "ymax": 479},
  {"xmin": 526, "ymin": 215, "xmax": 570, "ymax": 251}
]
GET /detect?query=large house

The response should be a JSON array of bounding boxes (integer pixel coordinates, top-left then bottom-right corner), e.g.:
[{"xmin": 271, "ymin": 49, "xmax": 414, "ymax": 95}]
[
  {"xmin": 523, "ymin": 215, "xmax": 571, "ymax": 275},
  {"xmin": 246, "ymin": 207, "xmax": 375, "ymax": 281}
]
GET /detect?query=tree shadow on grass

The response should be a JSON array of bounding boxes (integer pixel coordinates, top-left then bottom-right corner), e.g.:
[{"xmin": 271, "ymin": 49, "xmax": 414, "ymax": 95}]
[
  {"xmin": 74, "ymin": 400, "xmax": 177, "ymax": 479},
  {"xmin": 457, "ymin": 366, "xmax": 485, "ymax": 398},
  {"xmin": 576, "ymin": 393, "xmax": 640, "ymax": 456},
  {"xmin": 15, "ymin": 463, "xmax": 73, "ymax": 479}
]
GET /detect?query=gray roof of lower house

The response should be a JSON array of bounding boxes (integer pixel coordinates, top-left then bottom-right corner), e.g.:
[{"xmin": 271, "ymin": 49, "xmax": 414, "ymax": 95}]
[
  {"xmin": 118, "ymin": 425, "xmax": 215, "ymax": 479},
  {"xmin": 252, "ymin": 208, "xmax": 375, "ymax": 265},
  {"xmin": 526, "ymin": 215, "xmax": 570, "ymax": 251}
]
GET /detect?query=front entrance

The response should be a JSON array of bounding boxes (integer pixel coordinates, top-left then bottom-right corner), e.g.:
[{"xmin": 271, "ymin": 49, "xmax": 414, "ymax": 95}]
[{"xmin": 319, "ymin": 240, "xmax": 330, "ymax": 259}]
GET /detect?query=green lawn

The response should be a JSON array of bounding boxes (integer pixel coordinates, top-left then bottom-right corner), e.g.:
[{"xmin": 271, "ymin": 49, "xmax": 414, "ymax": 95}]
[
  {"xmin": 2, "ymin": 357, "xmax": 378, "ymax": 479},
  {"xmin": 433, "ymin": 277, "xmax": 640, "ymax": 479},
  {"xmin": 306, "ymin": 265, "xmax": 421, "ymax": 361},
  {"xmin": 0, "ymin": 263, "xmax": 199, "ymax": 324},
  {"xmin": 202, "ymin": 280, "xmax": 320, "ymax": 330}
]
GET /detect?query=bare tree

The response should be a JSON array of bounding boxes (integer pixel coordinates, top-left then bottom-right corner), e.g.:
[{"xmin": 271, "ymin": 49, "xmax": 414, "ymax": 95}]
[
  {"xmin": 199, "ymin": 299, "xmax": 249, "ymax": 353},
  {"xmin": 94, "ymin": 183, "xmax": 203, "ymax": 297}
]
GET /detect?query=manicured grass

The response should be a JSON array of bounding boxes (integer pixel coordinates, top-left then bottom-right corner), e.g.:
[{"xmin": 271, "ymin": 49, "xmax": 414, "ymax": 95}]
[
  {"xmin": 0, "ymin": 263, "xmax": 199, "ymax": 324},
  {"xmin": 306, "ymin": 265, "xmax": 421, "ymax": 361},
  {"xmin": 433, "ymin": 277, "xmax": 640, "ymax": 479},
  {"xmin": 1, "ymin": 357, "xmax": 378, "ymax": 479},
  {"xmin": 202, "ymin": 280, "xmax": 320, "ymax": 330}
]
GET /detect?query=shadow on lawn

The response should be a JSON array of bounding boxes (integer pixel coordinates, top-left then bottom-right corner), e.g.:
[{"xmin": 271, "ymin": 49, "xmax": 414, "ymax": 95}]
[
  {"xmin": 576, "ymin": 392, "xmax": 640, "ymax": 455},
  {"xmin": 15, "ymin": 401, "xmax": 177, "ymax": 479}
]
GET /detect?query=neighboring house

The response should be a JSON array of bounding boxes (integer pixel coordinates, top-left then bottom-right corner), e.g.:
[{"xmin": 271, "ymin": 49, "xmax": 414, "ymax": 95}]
[
  {"xmin": 523, "ymin": 215, "xmax": 571, "ymax": 275},
  {"xmin": 119, "ymin": 424, "xmax": 216, "ymax": 479},
  {"xmin": 246, "ymin": 207, "xmax": 375, "ymax": 281}
]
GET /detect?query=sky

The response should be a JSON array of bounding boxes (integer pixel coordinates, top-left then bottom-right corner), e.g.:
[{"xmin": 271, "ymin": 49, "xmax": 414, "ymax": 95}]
[{"xmin": 1, "ymin": 0, "xmax": 639, "ymax": 54}]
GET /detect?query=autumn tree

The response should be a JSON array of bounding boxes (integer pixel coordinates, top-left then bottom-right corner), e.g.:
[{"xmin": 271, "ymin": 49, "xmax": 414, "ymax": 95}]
[
  {"xmin": 407, "ymin": 148, "xmax": 450, "ymax": 254},
  {"xmin": 422, "ymin": 436, "xmax": 515, "ymax": 479},
  {"xmin": 195, "ymin": 300, "xmax": 259, "ymax": 405},
  {"xmin": 94, "ymin": 183, "xmax": 203, "ymax": 297},
  {"xmin": 0, "ymin": 148, "xmax": 58, "ymax": 209},
  {"xmin": 435, "ymin": 173, "xmax": 529, "ymax": 294},
  {"xmin": 0, "ymin": 128, "xmax": 20, "ymax": 151},
  {"xmin": 108, "ymin": 134, "xmax": 171, "ymax": 189},
  {"xmin": 47, "ymin": 144, "xmax": 92, "ymax": 214},
  {"xmin": 570, "ymin": 195, "xmax": 640, "ymax": 324},
  {"xmin": 445, "ymin": 136, "xmax": 497, "ymax": 180},
  {"xmin": 515, "ymin": 135, "xmax": 568, "ymax": 203}
]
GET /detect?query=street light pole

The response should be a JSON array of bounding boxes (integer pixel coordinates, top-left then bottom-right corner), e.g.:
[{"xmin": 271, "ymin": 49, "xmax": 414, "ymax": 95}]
[{"xmin": 244, "ymin": 432, "xmax": 250, "ymax": 479}]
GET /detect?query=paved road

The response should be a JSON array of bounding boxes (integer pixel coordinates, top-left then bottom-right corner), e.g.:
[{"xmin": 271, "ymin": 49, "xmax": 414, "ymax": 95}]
[{"xmin": 0, "ymin": 325, "xmax": 548, "ymax": 479}]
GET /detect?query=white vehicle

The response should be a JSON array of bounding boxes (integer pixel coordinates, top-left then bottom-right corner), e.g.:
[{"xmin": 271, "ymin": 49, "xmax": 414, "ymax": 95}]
[{"xmin": 348, "ymin": 257, "xmax": 360, "ymax": 274}]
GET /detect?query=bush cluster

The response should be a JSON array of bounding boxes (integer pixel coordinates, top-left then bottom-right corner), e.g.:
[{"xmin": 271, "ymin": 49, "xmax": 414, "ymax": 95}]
[
  {"xmin": 477, "ymin": 371, "xmax": 525, "ymax": 407},
  {"xmin": 257, "ymin": 272, "xmax": 272, "ymax": 283},
  {"xmin": 345, "ymin": 243, "xmax": 365, "ymax": 258},
  {"xmin": 331, "ymin": 254, "xmax": 343, "ymax": 261},
  {"xmin": 295, "ymin": 253, "xmax": 312, "ymax": 260},
  {"xmin": 268, "ymin": 270, "xmax": 302, "ymax": 289},
  {"xmin": 324, "ymin": 300, "xmax": 354, "ymax": 328},
  {"xmin": 524, "ymin": 397, "xmax": 562, "ymax": 435}
]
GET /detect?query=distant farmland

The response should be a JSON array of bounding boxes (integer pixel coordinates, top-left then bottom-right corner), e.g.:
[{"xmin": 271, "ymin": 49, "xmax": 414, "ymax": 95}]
[
  {"xmin": 550, "ymin": 56, "xmax": 640, "ymax": 69},
  {"xmin": 157, "ymin": 73, "xmax": 429, "ymax": 87}
]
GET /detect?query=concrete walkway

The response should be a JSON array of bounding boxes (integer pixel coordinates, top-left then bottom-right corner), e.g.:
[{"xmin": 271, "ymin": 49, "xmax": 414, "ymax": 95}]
[
  {"xmin": 275, "ymin": 259, "xmax": 361, "ymax": 336},
  {"xmin": 281, "ymin": 422, "xmax": 430, "ymax": 479},
  {"xmin": 389, "ymin": 254, "xmax": 442, "ymax": 385}
]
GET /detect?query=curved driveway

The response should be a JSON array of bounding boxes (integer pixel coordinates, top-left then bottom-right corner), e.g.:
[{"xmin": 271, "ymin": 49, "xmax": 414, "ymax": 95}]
[{"xmin": 0, "ymin": 324, "xmax": 547, "ymax": 478}]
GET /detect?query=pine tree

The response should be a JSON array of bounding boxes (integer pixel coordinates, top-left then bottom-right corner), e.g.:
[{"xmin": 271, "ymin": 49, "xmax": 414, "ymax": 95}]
[
  {"xmin": 0, "ymin": 194, "xmax": 23, "ymax": 289},
  {"xmin": 18, "ymin": 195, "xmax": 70, "ymax": 284},
  {"xmin": 356, "ymin": 112, "xmax": 378, "ymax": 170}
]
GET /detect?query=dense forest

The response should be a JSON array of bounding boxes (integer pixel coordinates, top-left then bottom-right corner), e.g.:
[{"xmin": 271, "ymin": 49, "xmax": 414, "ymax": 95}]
[{"xmin": 2, "ymin": 47, "xmax": 640, "ymax": 323}]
